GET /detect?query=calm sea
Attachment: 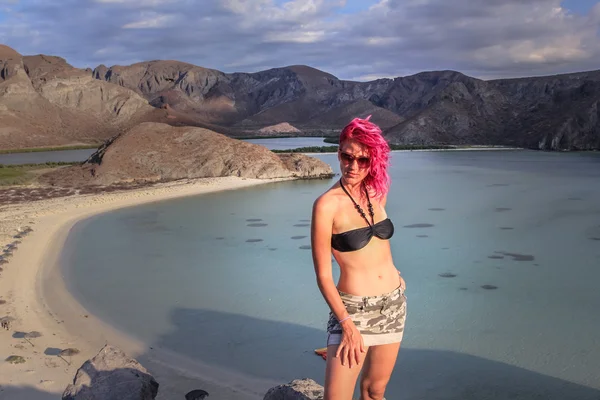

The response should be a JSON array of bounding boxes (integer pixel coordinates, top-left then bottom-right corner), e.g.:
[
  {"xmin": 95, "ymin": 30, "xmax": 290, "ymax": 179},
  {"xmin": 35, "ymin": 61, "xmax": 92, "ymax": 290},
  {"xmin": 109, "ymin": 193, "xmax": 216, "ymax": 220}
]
[{"xmin": 61, "ymin": 148, "xmax": 600, "ymax": 399}]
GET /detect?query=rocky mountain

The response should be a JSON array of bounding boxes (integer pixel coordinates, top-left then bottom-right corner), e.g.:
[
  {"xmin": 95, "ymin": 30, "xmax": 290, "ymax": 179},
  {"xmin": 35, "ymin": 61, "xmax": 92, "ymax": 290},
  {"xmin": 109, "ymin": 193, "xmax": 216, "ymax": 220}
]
[
  {"xmin": 92, "ymin": 61, "xmax": 404, "ymax": 133},
  {"xmin": 490, "ymin": 72, "xmax": 600, "ymax": 150},
  {"xmin": 94, "ymin": 61, "xmax": 600, "ymax": 150},
  {"xmin": 40, "ymin": 122, "xmax": 333, "ymax": 186},
  {"xmin": 2, "ymin": 43, "xmax": 598, "ymax": 151}
]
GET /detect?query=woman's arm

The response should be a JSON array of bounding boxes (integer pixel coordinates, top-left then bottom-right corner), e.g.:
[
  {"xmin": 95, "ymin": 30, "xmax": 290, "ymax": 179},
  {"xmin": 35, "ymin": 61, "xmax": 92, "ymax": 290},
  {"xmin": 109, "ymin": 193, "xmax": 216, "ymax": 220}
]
[
  {"xmin": 311, "ymin": 195, "xmax": 348, "ymax": 321},
  {"xmin": 311, "ymin": 194, "xmax": 365, "ymax": 367}
]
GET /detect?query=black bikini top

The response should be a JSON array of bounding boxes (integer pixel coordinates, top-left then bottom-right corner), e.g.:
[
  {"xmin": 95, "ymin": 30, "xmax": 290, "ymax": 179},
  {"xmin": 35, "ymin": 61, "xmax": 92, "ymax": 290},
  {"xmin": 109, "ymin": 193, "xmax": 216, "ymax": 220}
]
[{"xmin": 331, "ymin": 180, "xmax": 394, "ymax": 252}]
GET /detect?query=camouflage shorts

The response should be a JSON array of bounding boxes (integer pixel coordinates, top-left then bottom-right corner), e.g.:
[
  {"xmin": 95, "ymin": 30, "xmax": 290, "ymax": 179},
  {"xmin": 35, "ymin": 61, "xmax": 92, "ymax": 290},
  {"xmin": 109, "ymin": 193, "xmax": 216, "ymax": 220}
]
[{"xmin": 327, "ymin": 286, "xmax": 407, "ymax": 347}]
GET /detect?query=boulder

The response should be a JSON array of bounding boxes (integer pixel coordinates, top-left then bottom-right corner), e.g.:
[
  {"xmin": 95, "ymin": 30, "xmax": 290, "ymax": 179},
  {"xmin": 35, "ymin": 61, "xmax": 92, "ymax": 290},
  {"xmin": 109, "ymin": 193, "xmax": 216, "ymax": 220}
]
[
  {"xmin": 62, "ymin": 345, "xmax": 159, "ymax": 400},
  {"xmin": 263, "ymin": 378, "xmax": 324, "ymax": 400}
]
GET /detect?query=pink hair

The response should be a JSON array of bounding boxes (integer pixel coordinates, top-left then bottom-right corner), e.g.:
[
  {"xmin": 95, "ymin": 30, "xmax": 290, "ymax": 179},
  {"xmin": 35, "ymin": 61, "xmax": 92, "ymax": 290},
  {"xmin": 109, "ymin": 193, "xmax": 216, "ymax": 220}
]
[{"xmin": 339, "ymin": 115, "xmax": 391, "ymax": 199}]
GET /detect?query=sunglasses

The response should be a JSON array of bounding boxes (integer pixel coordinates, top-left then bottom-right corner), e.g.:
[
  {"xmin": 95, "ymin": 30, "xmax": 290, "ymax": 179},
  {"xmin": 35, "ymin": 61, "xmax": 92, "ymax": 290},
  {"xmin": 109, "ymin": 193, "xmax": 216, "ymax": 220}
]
[{"xmin": 340, "ymin": 152, "xmax": 370, "ymax": 169}]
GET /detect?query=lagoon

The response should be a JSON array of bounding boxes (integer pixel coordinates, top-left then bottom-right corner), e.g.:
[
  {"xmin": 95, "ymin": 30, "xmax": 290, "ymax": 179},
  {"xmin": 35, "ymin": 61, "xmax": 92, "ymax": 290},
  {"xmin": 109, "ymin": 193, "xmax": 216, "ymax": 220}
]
[{"xmin": 61, "ymin": 149, "xmax": 600, "ymax": 399}]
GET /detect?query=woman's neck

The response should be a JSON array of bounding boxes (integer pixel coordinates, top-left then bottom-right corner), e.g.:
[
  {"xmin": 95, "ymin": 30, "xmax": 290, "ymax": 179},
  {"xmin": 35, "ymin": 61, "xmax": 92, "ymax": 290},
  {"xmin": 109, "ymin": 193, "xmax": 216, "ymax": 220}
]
[{"xmin": 341, "ymin": 178, "xmax": 365, "ymax": 200}]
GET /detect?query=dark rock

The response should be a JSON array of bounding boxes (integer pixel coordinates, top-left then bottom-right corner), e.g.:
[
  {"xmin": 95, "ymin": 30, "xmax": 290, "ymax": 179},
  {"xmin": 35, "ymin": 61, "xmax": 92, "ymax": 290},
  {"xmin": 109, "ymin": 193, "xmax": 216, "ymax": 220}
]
[
  {"xmin": 403, "ymin": 223, "xmax": 434, "ymax": 228},
  {"xmin": 263, "ymin": 379, "xmax": 324, "ymax": 400},
  {"xmin": 62, "ymin": 345, "xmax": 159, "ymax": 400},
  {"xmin": 1, "ymin": 316, "xmax": 15, "ymax": 330},
  {"xmin": 481, "ymin": 285, "xmax": 498, "ymax": 290},
  {"xmin": 439, "ymin": 272, "xmax": 457, "ymax": 278},
  {"xmin": 5, "ymin": 355, "xmax": 25, "ymax": 364},
  {"xmin": 185, "ymin": 389, "xmax": 209, "ymax": 399},
  {"xmin": 495, "ymin": 251, "xmax": 535, "ymax": 261}
]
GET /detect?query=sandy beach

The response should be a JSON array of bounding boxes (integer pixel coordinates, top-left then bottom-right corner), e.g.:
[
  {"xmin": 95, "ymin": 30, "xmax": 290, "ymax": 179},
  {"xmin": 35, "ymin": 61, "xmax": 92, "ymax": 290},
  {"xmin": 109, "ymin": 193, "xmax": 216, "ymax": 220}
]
[{"xmin": 0, "ymin": 176, "xmax": 293, "ymax": 400}]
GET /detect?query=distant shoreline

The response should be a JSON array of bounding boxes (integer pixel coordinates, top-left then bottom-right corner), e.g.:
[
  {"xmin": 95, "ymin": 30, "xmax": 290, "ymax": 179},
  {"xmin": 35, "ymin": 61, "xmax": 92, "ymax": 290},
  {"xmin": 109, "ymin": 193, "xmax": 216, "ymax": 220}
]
[
  {"xmin": 0, "ymin": 144, "xmax": 100, "ymax": 154},
  {"xmin": 2, "ymin": 140, "xmax": 598, "ymax": 157},
  {"xmin": 301, "ymin": 146, "xmax": 528, "ymax": 155}
]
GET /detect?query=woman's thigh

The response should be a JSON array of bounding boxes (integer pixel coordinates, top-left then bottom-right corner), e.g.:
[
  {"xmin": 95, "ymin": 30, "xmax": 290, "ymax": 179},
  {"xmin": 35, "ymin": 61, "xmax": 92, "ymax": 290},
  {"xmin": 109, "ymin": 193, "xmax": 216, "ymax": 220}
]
[
  {"xmin": 360, "ymin": 342, "xmax": 401, "ymax": 392},
  {"xmin": 324, "ymin": 344, "xmax": 369, "ymax": 400}
]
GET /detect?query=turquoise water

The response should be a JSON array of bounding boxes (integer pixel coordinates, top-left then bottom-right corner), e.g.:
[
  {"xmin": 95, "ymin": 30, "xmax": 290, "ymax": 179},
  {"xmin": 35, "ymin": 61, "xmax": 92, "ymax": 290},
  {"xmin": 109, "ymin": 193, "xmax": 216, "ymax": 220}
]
[{"xmin": 62, "ymin": 150, "xmax": 600, "ymax": 399}]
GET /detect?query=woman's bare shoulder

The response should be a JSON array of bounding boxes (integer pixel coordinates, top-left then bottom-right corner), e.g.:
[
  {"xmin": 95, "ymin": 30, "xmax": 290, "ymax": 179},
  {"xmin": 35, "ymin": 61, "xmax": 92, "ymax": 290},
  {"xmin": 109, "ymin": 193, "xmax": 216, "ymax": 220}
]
[
  {"xmin": 313, "ymin": 185, "xmax": 342, "ymax": 215},
  {"xmin": 314, "ymin": 188, "xmax": 338, "ymax": 206}
]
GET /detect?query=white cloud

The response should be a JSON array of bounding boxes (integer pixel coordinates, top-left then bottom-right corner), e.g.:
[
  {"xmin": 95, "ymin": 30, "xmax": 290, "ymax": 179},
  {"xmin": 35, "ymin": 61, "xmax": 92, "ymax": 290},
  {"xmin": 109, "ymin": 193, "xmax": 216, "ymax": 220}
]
[
  {"xmin": 122, "ymin": 13, "xmax": 174, "ymax": 29},
  {"xmin": 95, "ymin": 0, "xmax": 174, "ymax": 5},
  {"xmin": 265, "ymin": 30, "xmax": 326, "ymax": 43},
  {"xmin": 349, "ymin": 73, "xmax": 396, "ymax": 81},
  {"xmin": 364, "ymin": 36, "xmax": 401, "ymax": 46}
]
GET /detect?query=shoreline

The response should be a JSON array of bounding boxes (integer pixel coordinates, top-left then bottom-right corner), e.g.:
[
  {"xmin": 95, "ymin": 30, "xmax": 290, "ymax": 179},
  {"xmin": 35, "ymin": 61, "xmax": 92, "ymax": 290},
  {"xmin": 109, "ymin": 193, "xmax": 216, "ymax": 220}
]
[
  {"xmin": 300, "ymin": 147, "xmax": 527, "ymax": 155},
  {"xmin": 0, "ymin": 176, "xmax": 293, "ymax": 399}
]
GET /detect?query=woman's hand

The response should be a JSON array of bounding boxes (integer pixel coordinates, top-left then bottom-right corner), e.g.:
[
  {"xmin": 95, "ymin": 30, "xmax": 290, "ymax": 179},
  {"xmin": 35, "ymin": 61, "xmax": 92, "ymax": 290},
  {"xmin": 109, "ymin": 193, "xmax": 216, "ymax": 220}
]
[
  {"xmin": 336, "ymin": 319, "xmax": 365, "ymax": 368},
  {"xmin": 397, "ymin": 270, "xmax": 406, "ymax": 291}
]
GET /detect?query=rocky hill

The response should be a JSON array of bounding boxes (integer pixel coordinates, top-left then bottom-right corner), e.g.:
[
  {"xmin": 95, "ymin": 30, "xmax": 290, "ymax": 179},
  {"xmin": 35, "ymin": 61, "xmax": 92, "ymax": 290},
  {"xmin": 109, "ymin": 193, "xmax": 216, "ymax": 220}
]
[
  {"xmin": 0, "ymin": 45, "xmax": 175, "ymax": 150},
  {"xmin": 257, "ymin": 122, "xmax": 302, "ymax": 135},
  {"xmin": 2, "ymin": 43, "xmax": 599, "ymax": 151},
  {"xmin": 40, "ymin": 122, "xmax": 333, "ymax": 186}
]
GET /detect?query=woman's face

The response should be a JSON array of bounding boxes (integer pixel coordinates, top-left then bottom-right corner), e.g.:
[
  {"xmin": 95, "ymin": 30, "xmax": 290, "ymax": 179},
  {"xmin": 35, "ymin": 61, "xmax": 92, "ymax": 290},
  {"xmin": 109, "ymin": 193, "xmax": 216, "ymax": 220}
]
[{"xmin": 338, "ymin": 139, "xmax": 370, "ymax": 185}]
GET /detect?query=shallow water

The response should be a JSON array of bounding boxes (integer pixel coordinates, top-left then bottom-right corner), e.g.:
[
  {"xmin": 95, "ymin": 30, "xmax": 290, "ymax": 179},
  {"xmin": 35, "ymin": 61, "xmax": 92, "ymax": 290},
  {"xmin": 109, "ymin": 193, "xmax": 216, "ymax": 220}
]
[
  {"xmin": 0, "ymin": 149, "xmax": 97, "ymax": 165},
  {"xmin": 62, "ymin": 149, "xmax": 600, "ymax": 399}
]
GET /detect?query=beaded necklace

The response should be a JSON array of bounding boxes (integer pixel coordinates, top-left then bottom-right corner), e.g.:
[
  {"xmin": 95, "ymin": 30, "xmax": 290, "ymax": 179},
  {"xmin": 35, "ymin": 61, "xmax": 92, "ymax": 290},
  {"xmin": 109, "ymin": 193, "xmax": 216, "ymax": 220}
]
[{"xmin": 339, "ymin": 179, "xmax": 374, "ymax": 226}]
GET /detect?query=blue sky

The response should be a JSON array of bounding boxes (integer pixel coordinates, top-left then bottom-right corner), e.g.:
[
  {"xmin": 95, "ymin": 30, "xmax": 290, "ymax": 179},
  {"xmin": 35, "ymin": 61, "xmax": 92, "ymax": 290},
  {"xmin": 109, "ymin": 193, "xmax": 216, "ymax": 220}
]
[
  {"xmin": 1, "ymin": 0, "xmax": 599, "ymax": 81},
  {"xmin": 562, "ymin": 0, "xmax": 597, "ymax": 14},
  {"xmin": 337, "ymin": 0, "xmax": 378, "ymax": 14}
]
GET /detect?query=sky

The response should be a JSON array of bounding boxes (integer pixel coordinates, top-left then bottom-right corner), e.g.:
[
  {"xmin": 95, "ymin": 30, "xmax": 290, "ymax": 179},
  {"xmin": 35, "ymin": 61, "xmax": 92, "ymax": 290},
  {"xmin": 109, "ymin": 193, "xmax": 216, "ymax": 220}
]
[{"xmin": 1, "ymin": 0, "xmax": 599, "ymax": 81}]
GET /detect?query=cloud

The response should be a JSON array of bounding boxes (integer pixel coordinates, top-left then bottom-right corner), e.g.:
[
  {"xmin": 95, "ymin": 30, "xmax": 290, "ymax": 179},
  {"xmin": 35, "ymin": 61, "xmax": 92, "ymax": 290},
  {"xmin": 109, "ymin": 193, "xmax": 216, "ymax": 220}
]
[
  {"xmin": 264, "ymin": 30, "xmax": 326, "ymax": 43},
  {"xmin": 122, "ymin": 12, "xmax": 174, "ymax": 29},
  {"xmin": 94, "ymin": 0, "xmax": 175, "ymax": 6},
  {"xmin": 0, "ymin": 0, "xmax": 598, "ymax": 80}
]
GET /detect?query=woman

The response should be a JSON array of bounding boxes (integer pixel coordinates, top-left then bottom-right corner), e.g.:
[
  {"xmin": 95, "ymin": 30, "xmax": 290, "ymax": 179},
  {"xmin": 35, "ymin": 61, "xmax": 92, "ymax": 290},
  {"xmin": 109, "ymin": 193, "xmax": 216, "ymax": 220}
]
[{"xmin": 311, "ymin": 116, "xmax": 407, "ymax": 400}]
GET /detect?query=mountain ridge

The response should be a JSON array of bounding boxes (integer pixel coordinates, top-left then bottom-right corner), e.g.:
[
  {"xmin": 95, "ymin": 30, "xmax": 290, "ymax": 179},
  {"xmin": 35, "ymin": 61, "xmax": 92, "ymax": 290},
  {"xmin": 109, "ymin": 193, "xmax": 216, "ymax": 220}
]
[{"xmin": 1, "ymin": 44, "xmax": 599, "ymax": 151}]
